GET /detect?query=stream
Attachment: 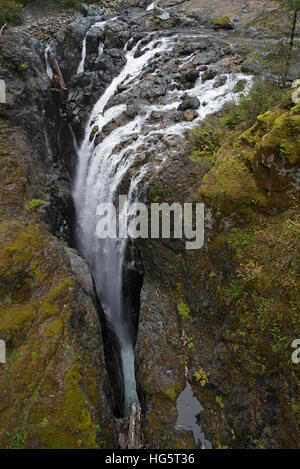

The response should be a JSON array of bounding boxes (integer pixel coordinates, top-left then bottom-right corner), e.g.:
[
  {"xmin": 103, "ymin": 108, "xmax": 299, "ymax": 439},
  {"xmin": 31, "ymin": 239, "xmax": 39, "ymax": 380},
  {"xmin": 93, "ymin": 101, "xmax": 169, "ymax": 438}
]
[{"xmin": 46, "ymin": 3, "xmax": 252, "ymax": 432}]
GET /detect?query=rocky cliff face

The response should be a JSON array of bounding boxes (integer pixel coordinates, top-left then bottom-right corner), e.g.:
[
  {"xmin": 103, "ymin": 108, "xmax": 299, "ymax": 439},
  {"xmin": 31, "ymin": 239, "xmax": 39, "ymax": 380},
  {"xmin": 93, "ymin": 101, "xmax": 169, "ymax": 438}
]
[
  {"xmin": 140, "ymin": 93, "xmax": 299, "ymax": 449},
  {"xmin": 0, "ymin": 18, "xmax": 116, "ymax": 449}
]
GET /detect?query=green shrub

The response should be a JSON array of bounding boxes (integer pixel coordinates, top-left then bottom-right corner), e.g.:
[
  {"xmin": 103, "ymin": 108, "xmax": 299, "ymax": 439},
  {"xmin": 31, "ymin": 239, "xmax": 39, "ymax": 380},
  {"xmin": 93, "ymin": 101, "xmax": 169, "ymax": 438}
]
[
  {"xmin": 177, "ymin": 299, "xmax": 191, "ymax": 320},
  {"xmin": 189, "ymin": 118, "xmax": 220, "ymax": 164},
  {"xmin": 216, "ymin": 396, "xmax": 224, "ymax": 409},
  {"xmin": 224, "ymin": 79, "xmax": 284, "ymax": 129},
  {"xmin": 0, "ymin": 0, "xmax": 24, "ymax": 25},
  {"xmin": 25, "ymin": 199, "xmax": 44, "ymax": 212},
  {"xmin": 61, "ymin": 0, "xmax": 78, "ymax": 8},
  {"xmin": 11, "ymin": 430, "xmax": 27, "ymax": 449}
]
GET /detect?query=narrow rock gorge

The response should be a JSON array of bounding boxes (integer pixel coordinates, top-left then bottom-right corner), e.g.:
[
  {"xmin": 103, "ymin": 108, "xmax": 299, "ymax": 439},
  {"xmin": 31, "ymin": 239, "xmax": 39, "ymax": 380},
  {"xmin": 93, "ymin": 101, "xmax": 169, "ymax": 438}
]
[{"xmin": 0, "ymin": 0, "xmax": 299, "ymax": 450}]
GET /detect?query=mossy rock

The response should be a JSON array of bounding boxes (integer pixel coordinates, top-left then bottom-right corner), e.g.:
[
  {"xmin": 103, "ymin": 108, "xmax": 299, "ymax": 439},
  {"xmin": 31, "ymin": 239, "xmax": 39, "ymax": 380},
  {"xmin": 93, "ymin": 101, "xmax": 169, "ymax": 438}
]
[
  {"xmin": 211, "ymin": 16, "xmax": 234, "ymax": 30},
  {"xmin": 255, "ymin": 103, "xmax": 300, "ymax": 166},
  {"xmin": 200, "ymin": 149, "xmax": 267, "ymax": 215},
  {"xmin": 0, "ymin": 121, "xmax": 115, "ymax": 449}
]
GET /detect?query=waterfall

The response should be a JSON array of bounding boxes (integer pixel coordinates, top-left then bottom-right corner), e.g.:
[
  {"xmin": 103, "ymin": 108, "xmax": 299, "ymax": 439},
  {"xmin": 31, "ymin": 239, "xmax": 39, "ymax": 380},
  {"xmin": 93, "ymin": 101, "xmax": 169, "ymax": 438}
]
[
  {"xmin": 147, "ymin": 0, "xmax": 159, "ymax": 11},
  {"xmin": 45, "ymin": 45, "xmax": 53, "ymax": 80},
  {"xmin": 77, "ymin": 36, "xmax": 87, "ymax": 74},
  {"xmin": 73, "ymin": 33, "xmax": 175, "ymax": 416},
  {"xmin": 72, "ymin": 21, "xmax": 252, "ymax": 416},
  {"xmin": 77, "ymin": 18, "xmax": 117, "ymax": 75}
]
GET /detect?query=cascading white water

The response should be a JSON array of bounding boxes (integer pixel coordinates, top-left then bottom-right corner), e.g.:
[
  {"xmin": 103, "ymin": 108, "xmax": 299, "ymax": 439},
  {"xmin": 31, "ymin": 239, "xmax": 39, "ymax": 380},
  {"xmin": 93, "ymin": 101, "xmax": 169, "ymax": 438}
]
[
  {"xmin": 73, "ymin": 21, "xmax": 252, "ymax": 416},
  {"xmin": 77, "ymin": 18, "xmax": 117, "ymax": 75},
  {"xmin": 74, "ymin": 32, "xmax": 175, "ymax": 416},
  {"xmin": 45, "ymin": 45, "xmax": 53, "ymax": 80},
  {"xmin": 146, "ymin": 1, "xmax": 159, "ymax": 11},
  {"xmin": 77, "ymin": 36, "xmax": 87, "ymax": 74}
]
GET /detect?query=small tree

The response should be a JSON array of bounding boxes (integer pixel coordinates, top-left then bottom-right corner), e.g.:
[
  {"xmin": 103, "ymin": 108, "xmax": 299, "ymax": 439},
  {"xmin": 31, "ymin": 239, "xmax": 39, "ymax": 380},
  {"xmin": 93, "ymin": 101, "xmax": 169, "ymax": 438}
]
[{"xmin": 281, "ymin": 0, "xmax": 300, "ymax": 78}]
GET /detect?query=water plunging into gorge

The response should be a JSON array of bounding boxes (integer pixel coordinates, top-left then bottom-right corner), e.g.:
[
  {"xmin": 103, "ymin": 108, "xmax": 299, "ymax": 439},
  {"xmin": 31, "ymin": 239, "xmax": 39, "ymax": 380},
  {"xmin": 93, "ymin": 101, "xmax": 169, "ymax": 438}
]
[
  {"xmin": 73, "ymin": 33, "xmax": 175, "ymax": 416},
  {"xmin": 68, "ymin": 16, "xmax": 253, "ymax": 418}
]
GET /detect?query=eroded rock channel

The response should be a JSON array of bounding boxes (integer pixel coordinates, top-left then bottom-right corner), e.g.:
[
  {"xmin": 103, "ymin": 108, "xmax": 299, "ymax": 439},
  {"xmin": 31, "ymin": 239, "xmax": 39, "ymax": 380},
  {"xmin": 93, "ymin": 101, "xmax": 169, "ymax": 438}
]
[{"xmin": 0, "ymin": 0, "xmax": 299, "ymax": 450}]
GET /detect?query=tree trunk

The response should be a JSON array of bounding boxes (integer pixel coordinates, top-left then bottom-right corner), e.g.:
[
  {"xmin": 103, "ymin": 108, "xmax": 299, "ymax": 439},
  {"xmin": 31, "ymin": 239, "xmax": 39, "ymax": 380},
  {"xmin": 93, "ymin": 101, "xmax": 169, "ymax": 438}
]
[
  {"xmin": 115, "ymin": 403, "xmax": 144, "ymax": 449},
  {"xmin": 285, "ymin": 9, "xmax": 298, "ymax": 81}
]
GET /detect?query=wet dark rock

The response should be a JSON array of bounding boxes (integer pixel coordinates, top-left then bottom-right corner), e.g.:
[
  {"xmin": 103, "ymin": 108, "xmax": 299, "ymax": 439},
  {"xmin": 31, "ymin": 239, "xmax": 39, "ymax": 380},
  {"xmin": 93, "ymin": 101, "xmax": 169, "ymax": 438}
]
[
  {"xmin": 178, "ymin": 95, "xmax": 200, "ymax": 111},
  {"xmin": 153, "ymin": 7, "xmax": 170, "ymax": 22},
  {"xmin": 125, "ymin": 102, "xmax": 140, "ymax": 118},
  {"xmin": 183, "ymin": 69, "xmax": 199, "ymax": 84},
  {"xmin": 104, "ymin": 21, "xmax": 131, "ymax": 49},
  {"xmin": 77, "ymin": 3, "xmax": 106, "ymax": 17},
  {"xmin": 213, "ymin": 75, "xmax": 227, "ymax": 88},
  {"xmin": 194, "ymin": 50, "xmax": 220, "ymax": 66},
  {"xmin": 202, "ymin": 69, "xmax": 218, "ymax": 82},
  {"xmin": 135, "ymin": 278, "xmax": 186, "ymax": 448},
  {"xmin": 53, "ymin": 17, "xmax": 101, "ymax": 82}
]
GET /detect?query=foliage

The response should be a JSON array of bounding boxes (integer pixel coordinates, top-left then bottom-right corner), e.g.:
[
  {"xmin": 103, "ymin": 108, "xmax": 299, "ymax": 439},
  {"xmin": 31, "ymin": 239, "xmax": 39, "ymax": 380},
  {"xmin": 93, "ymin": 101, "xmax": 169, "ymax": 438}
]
[
  {"xmin": 177, "ymin": 299, "xmax": 191, "ymax": 320},
  {"xmin": 189, "ymin": 117, "xmax": 221, "ymax": 164},
  {"xmin": 11, "ymin": 430, "xmax": 27, "ymax": 449},
  {"xmin": 0, "ymin": 0, "xmax": 24, "ymax": 25},
  {"xmin": 279, "ymin": 0, "xmax": 300, "ymax": 11},
  {"xmin": 216, "ymin": 396, "xmax": 224, "ymax": 409},
  {"xmin": 223, "ymin": 79, "xmax": 284, "ymax": 129},
  {"xmin": 194, "ymin": 367, "xmax": 208, "ymax": 387},
  {"xmin": 60, "ymin": 0, "xmax": 78, "ymax": 8},
  {"xmin": 25, "ymin": 199, "xmax": 44, "ymax": 212}
]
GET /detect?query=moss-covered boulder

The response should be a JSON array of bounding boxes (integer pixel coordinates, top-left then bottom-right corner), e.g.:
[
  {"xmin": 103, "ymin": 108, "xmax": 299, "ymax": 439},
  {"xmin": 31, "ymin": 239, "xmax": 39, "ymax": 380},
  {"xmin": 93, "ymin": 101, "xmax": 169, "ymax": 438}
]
[
  {"xmin": 211, "ymin": 16, "xmax": 234, "ymax": 30},
  {"xmin": 201, "ymin": 96, "xmax": 300, "ymax": 216}
]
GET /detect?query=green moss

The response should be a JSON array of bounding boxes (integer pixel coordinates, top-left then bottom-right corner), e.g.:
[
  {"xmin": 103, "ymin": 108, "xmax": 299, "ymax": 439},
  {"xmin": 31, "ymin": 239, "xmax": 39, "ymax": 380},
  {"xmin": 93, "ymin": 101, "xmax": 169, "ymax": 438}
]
[
  {"xmin": 44, "ymin": 319, "xmax": 64, "ymax": 339},
  {"xmin": 194, "ymin": 367, "xmax": 208, "ymax": 387},
  {"xmin": 11, "ymin": 430, "xmax": 27, "ymax": 449},
  {"xmin": 0, "ymin": 0, "xmax": 23, "ymax": 26},
  {"xmin": 211, "ymin": 16, "xmax": 232, "ymax": 28},
  {"xmin": 200, "ymin": 91, "xmax": 299, "ymax": 217},
  {"xmin": 164, "ymin": 381, "xmax": 183, "ymax": 403},
  {"xmin": 0, "ymin": 120, "xmax": 114, "ymax": 449},
  {"xmin": 256, "ymin": 104, "xmax": 300, "ymax": 165},
  {"xmin": 25, "ymin": 199, "xmax": 44, "ymax": 212},
  {"xmin": 234, "ymin": 80, "xmax": 246, "ymax": 93},
  {"xmin": 148, "ymin": 187, "xmax": 160, "ymax": 203},
  {"xmin": 200, "ymin": 149, "xmax": 267, "ymax": 215},
  {"xmin": 189, "ymin": 119, "xmax": 219, "ymax": 164}
]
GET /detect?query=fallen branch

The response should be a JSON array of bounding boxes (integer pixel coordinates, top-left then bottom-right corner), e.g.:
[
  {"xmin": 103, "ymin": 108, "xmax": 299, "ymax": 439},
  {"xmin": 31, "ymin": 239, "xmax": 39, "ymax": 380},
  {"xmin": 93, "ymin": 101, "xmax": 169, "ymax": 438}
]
[{"xmin": 52, "ymin": 59, "xmax": 68, "ymax": 91}]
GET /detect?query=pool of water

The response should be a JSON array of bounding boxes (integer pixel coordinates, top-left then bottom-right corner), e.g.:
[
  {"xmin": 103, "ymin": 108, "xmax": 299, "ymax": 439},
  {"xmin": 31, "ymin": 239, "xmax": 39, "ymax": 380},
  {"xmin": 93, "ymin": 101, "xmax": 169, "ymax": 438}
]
[{"xmin": 176, "ymin": 382, "xmax": 212, "ymax": 449}]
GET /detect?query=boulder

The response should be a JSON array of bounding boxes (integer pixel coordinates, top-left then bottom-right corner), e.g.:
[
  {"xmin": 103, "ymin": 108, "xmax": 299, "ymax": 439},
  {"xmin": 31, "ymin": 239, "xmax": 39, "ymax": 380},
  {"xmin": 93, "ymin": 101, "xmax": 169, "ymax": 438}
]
[
  {"xmin": 213, "ymin": 75, "xmax": 227, "ymax": 88},
  {"xmin": 153, "ymin": 7, "xmax": 170, "ymax": 21},
  {"xmin": 211, "ymin": 16, "xmax": 234, "ymax": 30},
  {"xmin": 202, "ymin": 69, "xmax": 218, "ymax": 82},
  {"xmin": 183, "ymin": 109, "xmax": 198, "ymax": 121},
  {"xmin": 77, "ymin": 3, "xmax": 105, "ymax": 17},
  {"xmin": 178, "ymin": 95, "xmax": 200, "ymax": 111}
]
